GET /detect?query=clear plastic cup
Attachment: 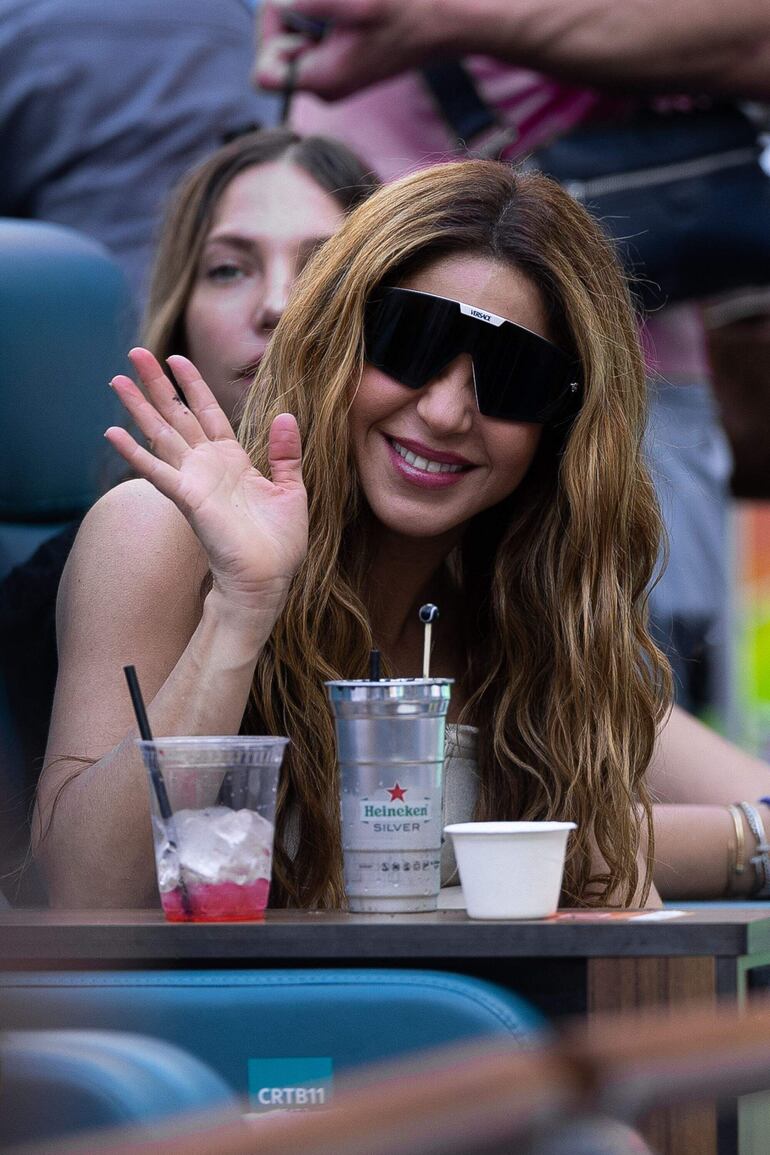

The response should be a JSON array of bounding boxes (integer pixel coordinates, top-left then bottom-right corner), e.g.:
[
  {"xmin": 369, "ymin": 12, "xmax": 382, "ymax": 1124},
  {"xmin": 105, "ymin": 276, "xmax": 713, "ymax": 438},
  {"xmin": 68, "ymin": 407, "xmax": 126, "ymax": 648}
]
[
  {"xmin": 444, "ymin": 821, "xmax": 576, "ymax": 919},
  {"xmin": 137, "ymin": 736, "xmax": 288, "ymax": 922}
]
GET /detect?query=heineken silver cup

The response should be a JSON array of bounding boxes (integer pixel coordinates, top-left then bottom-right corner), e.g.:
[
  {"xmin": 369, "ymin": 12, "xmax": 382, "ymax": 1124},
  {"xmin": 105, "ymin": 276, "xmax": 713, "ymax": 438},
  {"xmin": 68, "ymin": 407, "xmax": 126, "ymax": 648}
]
[{"xmin": 325, "ymin": 678, "xmax": 453, "ymax": 912}]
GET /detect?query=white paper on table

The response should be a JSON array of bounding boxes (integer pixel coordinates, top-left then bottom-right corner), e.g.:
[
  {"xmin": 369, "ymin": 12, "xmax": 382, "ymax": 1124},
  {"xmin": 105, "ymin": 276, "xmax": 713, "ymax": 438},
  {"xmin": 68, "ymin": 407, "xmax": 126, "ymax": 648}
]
[{"xmin": 627, "ymin": 909, "xmax": 689, "ymax": 921}]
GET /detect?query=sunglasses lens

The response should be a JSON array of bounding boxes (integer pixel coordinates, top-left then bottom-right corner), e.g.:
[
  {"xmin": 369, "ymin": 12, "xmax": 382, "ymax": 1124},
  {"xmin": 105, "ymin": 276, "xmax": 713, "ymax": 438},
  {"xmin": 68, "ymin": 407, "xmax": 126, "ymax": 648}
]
[
  {"xmin": 471, "ymin": 327, "xmax": 578, "ymax": 422},
  {"xmin": 364, "ymin": 291, "xmax": 460, "ymax": 389},
  {"xmin": 365, "ymin": 288, "xmax": 580, "ymax": 423}
]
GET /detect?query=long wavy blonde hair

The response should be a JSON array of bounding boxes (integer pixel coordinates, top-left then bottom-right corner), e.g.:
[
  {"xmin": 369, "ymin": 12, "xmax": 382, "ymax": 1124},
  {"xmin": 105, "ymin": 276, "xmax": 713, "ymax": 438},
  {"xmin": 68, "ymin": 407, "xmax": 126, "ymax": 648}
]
[{"xmin": 239, "ymin": 160, "xmax": 671, "ymax": 909}]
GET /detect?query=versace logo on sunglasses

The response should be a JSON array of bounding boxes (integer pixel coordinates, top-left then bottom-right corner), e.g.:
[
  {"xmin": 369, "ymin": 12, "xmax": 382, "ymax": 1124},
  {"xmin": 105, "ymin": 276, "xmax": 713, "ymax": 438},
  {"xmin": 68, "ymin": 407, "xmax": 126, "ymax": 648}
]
[
  {"xmin": 459, "ymin": 303, "xmax": 505, "ymax": 327},
  {"xmin": 364, "ymin": 287, "xmax": 582, "ymax": 425}
]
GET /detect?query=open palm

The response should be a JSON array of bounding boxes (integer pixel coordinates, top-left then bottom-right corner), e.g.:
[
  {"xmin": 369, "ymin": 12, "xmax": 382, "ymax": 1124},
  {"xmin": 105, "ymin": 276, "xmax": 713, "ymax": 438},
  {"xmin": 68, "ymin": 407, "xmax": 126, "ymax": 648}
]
[{"xmin": 106, "ymin": 348, "xmax": 308, "ymax": 614}]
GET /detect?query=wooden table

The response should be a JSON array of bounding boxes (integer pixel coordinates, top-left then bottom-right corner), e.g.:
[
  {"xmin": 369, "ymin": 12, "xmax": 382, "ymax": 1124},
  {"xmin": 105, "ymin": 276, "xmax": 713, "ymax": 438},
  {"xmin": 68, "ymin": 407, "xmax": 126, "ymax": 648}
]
[{"xmin": 3, "ymin": 906, "xmax": 770, "ymax": 1155}]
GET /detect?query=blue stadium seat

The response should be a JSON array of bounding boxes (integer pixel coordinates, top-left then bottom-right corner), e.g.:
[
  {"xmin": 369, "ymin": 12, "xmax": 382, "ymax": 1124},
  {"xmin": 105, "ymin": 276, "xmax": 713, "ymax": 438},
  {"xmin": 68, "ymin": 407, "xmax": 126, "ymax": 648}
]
[
  {"xmin": 0, "ymin": 218, "xmax": 133, "ymax": 579},
  {"xmin": 0, "ymin": 969, "xmax": 544, "ymax": 1108},
  {"xmin": 0, "ymin": 1029, "xmax": 236, "ymax": 1146}
]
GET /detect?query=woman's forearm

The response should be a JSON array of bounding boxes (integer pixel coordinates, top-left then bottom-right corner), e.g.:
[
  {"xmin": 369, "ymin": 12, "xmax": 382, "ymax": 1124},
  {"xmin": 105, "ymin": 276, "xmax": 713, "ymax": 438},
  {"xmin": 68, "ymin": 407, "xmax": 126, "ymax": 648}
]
[
  {"xmin": 649, "ymin": 803, "xmax": 769, "ymax": 900},
  {"xmin": 35, "ymin": 592, "xmax": 275, "ymax": 908},
  {"xmin": 460, "ymin": 0, "xmax": 770, "ymax": 98},
  {"xmin": 646, "ymin": 709, "xmax": 770, "ymax": 898},
  {"xmin": 258, "ymin": 0, "xmax": 770, "ymax": 103}
]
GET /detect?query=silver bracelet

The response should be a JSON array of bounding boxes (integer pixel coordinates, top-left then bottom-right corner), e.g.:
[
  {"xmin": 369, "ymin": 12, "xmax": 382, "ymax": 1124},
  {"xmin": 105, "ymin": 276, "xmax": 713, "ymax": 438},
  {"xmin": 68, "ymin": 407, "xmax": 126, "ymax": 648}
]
[{"xmin": 736, "ymin": 802, "xmax": 770, "ymax": 898}]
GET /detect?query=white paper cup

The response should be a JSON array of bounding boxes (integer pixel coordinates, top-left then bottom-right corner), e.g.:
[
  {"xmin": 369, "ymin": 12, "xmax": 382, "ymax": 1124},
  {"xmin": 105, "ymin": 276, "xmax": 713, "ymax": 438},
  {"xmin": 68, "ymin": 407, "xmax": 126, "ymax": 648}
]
[{"xmin": 444, "ymin": 821, "xmax": 576, "ymax": 920}]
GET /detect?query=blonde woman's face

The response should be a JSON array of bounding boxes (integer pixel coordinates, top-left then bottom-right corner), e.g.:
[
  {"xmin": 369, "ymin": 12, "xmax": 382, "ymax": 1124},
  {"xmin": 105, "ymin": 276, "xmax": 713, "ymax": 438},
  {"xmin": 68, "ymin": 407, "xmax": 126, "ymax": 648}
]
[
  {"xmin": 185, "ymin": 161, "xmax": 345, "ymax": 422},
  {"xmin": 349, "ymin": 253, "xmax": 548, "ymax": 540}
]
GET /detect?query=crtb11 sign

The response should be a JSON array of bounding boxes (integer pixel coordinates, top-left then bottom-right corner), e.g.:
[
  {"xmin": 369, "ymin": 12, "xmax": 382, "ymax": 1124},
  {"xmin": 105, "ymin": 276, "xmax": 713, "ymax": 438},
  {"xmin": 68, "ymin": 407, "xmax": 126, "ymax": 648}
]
[{"xmin": 248, "ymin": 1057, "xmax": 333, "ymax": 1112}]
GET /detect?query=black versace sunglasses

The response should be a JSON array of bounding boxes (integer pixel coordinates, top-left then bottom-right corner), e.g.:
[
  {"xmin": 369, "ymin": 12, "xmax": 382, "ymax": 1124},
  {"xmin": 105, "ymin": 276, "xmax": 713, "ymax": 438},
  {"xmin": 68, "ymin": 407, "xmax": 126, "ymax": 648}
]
[{"xmin": 364, "ymin": 287, "xmax": 581, "ymax": 424}]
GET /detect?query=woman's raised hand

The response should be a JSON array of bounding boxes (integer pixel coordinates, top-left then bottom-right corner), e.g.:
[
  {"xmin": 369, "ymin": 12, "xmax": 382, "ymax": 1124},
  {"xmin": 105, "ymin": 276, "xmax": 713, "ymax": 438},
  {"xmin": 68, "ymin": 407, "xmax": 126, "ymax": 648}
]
[{"xmin": 106, "ymin": 348, "xmax": 308, "ymax": 617}]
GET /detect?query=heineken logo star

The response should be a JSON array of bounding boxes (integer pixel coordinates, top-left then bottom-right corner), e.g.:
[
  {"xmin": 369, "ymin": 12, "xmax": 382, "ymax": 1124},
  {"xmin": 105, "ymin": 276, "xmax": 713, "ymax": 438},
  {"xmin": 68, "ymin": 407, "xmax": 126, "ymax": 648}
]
[{"xmin": 387, "ymin": 783, "xmax": 407, "ymax": 801}]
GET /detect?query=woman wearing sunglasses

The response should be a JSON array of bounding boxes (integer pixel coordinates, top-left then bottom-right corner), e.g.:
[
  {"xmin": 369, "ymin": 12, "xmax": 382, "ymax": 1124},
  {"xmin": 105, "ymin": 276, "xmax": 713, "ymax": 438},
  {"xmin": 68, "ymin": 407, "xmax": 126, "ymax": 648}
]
[{"xmin": 37, "ymin": 160, "xmax": 770, "ymax": 910}]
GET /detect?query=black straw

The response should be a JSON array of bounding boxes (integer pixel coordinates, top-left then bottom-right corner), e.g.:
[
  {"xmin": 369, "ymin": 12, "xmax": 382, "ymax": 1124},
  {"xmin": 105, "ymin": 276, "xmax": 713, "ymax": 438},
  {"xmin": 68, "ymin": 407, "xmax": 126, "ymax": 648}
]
[
  {"xmin": 124, "ymin": 665, "xmax": 172, "ymax": 820},
  {"xmin": 279, "ymin": 56, "xmax": 298, "ymax": 125},
  {"xmin": 124, "ymin": 664, "xmax": 153, "ymax": 741},
  {"xmin": 123, "ymin": 665, "xmax": 192, "ymax": 917},
  {"xmin": 278, "ymin": 14, "xmax": 327, "ymax": 124},
  {"xmin": 368, "ymin": 649, "xmax": 381, "ymax": 681}
]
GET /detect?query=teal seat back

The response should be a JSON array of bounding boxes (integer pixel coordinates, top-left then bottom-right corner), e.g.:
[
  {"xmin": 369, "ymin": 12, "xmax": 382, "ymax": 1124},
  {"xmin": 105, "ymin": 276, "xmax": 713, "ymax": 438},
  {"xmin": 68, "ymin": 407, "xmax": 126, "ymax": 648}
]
[
  {"xmin": 0, "ymin": 1029, "xmax": 235, "ymax": 1146},
  {"xmin": 0, "ymin": 969, "xmax": 543, "ymax": 1108},
  {"xmin": 0, "ymin": 218, "xmax": 133, "ymax": 578}
]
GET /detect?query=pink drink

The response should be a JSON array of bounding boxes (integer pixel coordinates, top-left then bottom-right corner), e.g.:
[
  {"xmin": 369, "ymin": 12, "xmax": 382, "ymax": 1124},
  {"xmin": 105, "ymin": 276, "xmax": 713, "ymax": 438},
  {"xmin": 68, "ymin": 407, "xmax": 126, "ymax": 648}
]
[
  {"xmin": 155, "ymin": 806, "xmax": 274, "ymax": 923},
  {"xmin": 161, "ymin": 878, "xmax": 270, "ymax": 922}
]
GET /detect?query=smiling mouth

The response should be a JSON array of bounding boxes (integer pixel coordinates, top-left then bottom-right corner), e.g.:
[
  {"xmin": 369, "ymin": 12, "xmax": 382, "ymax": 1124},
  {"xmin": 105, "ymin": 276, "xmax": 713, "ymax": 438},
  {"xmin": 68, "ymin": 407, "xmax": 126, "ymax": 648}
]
[{"xmin": 389, "ymin": 438, "xmax": 471, "ymax": 474}]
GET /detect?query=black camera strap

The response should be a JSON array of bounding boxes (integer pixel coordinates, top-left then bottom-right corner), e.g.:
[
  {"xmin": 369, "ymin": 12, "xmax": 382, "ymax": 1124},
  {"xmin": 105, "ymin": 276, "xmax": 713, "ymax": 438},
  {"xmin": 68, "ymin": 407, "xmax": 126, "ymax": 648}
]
[{"xmin": 420, "ymin": 61, "xmax": 518, "ymax": 159}]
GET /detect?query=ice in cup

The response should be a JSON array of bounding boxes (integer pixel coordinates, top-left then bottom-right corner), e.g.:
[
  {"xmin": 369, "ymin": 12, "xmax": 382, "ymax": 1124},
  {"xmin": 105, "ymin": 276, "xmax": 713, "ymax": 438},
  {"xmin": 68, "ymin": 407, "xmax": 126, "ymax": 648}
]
[
  {"xmin": 137, "ymin": 736, "xmax": 288, "ymax": 922},
  {"xmin": 325, "ymin": 678, "xmax": 452, "ymax": 913},
  {"xmin": 444, "ymin": 821, "xmax": 576, "ymax": 920}
]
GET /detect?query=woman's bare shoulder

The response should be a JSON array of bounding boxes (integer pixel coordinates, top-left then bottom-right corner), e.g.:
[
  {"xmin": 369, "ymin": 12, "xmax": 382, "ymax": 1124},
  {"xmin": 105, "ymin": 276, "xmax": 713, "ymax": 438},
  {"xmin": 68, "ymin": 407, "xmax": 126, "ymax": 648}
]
[
  {"xmin": 60, "ymin": 479, "xmax": 209, "ymax": 633},
  {"xmin": 72, "ymin": 479, "xmax": 206, "ymax": 579},
  {"xmin": 82, "ymin": 478, "xmax": 199, "ymax": 548}
]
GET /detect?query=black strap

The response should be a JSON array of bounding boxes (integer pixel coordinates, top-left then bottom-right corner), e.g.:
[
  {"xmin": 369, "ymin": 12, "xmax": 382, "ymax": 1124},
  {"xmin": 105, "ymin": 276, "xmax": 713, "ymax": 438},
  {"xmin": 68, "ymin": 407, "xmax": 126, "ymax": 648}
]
[{"xmin": 421, "ymin": 61, "xmax": 498, "ymax": 145}]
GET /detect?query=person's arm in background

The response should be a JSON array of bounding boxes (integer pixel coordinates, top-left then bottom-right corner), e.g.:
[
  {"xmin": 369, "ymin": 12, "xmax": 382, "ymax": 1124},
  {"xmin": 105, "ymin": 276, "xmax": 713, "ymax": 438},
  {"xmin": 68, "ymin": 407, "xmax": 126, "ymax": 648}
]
[{"xmin": 255, "ymin": 0, "xmax": 770, "ymax": 102}]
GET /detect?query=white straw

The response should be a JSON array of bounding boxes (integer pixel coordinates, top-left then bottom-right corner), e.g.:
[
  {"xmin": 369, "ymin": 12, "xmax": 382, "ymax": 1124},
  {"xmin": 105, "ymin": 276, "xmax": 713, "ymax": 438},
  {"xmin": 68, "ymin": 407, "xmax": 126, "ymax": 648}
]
[
  {"xmin": 422, "ymin": 623, "xmax": 432, "ymax": 679},
  {"xmin": 418, "ymin": 604, "xmax": 439, "ymax": 679}
]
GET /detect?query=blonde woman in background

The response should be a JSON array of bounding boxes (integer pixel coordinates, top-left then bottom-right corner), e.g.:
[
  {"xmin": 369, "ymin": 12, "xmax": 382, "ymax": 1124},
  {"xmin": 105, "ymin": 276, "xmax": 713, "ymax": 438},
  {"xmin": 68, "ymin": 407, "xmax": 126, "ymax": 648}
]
[
  {"xmin": 37, "ymin": 161, "xmax": 770, "ymax": 911},
  {"xmin": 143, "ymin": 127, "xmax": 378, "ymax": 422}
]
